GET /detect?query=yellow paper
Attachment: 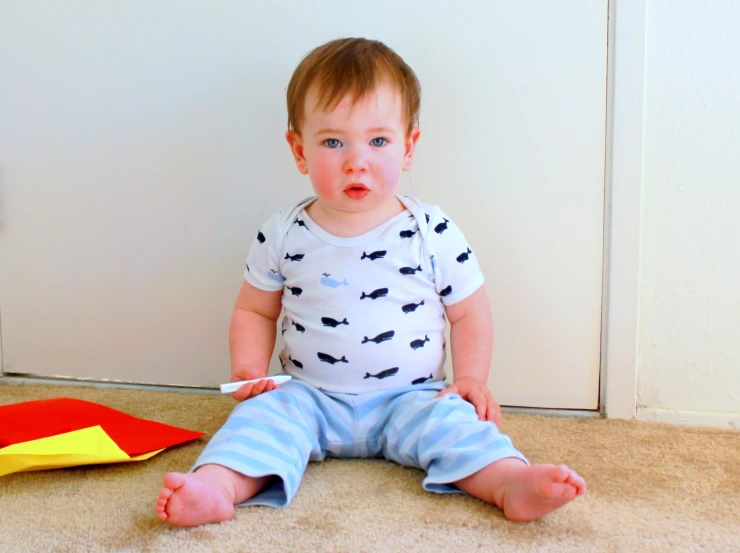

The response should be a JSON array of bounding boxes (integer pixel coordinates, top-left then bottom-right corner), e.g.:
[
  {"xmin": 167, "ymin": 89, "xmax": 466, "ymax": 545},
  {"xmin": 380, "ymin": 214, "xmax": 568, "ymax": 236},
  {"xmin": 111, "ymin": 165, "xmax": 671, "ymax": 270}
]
[{"xmin": 0, "ymin": 425, "xmax": 164, "ymax": 477}]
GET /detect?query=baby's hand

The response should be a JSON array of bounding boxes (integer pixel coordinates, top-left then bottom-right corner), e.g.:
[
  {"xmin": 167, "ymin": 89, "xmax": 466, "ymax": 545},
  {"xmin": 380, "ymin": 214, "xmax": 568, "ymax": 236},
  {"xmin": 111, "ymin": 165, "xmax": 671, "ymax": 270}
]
[
  {"xmin": 230, "ymin": 373, "xmax": 279, "ymax": 402},
  {"xmin": 436, "ymin": 377, "xmax": 502, "ymax": 425}
]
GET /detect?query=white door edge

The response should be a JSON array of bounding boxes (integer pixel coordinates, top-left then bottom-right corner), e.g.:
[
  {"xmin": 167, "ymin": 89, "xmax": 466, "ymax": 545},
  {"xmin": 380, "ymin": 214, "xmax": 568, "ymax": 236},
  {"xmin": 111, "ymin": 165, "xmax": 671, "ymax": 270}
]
[{"xmin": 601, "ymin": 0, "xmax": 647, "ymax": 420}]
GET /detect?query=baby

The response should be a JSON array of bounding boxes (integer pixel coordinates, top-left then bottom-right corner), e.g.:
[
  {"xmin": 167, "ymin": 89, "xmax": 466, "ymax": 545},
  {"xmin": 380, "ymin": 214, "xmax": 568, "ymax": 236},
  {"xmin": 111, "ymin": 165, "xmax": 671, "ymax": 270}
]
[{"xmin": 156, "ymin": 37, "xmax": 585, "ymax": 527}]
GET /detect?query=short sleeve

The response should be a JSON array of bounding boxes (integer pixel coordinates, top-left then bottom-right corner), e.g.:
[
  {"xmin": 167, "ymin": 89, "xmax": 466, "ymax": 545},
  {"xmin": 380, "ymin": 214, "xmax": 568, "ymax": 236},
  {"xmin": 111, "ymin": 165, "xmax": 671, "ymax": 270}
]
[
  {"xmin": 243, "ymin": 210, "xmax": 285, "ymax": 292},
  {"xmin": 424, "ymin": 207, "xmax": 485, "ymax": 305}
]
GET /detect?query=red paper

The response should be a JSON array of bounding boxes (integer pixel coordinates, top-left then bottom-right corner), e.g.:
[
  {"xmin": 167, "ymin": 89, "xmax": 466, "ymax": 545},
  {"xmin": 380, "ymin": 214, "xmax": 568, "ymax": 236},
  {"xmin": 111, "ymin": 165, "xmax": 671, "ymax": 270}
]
[{"xmin": 0, "ymin": 398, "xmax": 205, "ymax": 456}]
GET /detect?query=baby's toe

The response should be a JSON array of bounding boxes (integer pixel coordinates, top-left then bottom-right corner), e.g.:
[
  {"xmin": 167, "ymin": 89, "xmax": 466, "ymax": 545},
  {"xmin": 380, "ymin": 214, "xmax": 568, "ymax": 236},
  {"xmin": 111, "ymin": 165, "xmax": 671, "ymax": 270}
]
[
  {"xmin": 567, "ymin": 471, "xmax": 586, "ymax": 495},
  {"xmin": 163, "ymin": 472, "xmax": 187, "ymax": 490},
  {"xmin": 155, "ymin": 498, "xmax": 168, "ymax": 518},
  {"xmin": 548, "ymin": 464, "xmax": 571, "ymax": 483}
]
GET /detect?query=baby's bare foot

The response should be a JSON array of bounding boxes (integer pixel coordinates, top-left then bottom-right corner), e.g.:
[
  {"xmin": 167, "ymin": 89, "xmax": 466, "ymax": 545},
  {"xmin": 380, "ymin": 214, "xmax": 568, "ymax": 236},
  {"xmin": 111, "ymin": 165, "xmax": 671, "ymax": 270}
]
[
  {"xmin": 501, "ymin": 464, "xmax": 586, "ymax": 522},
  {"xmin": 156, "ymin": 472, "xmax": 235, "ymax": 527}
]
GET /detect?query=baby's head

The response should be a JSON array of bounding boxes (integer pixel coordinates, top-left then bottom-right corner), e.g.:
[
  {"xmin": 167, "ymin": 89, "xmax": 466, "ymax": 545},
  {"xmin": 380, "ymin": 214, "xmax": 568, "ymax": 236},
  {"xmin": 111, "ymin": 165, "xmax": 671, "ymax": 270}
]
[
  {"xmin": 286, "ymin": 38, "xmax": 421, "ymax": 139},
  {"xmin": 284, "ymin": 39, "xmax": 423, "ymax": 222}
]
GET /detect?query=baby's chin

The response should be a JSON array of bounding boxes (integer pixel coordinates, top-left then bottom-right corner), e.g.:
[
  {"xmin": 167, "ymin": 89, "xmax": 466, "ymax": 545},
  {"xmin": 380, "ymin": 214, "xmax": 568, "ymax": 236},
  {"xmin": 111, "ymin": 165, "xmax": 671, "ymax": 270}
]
[{"xmin": 312, "ymin": 195, "xmax": 405, "ymax": 223}]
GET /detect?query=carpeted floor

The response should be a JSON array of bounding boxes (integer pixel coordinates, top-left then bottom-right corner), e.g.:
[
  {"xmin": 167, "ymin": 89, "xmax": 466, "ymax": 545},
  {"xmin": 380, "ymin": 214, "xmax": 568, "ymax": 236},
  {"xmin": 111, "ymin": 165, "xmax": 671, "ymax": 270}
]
[{"xmin": 1, "ymin": 382, "xmax": 738, "ymax": 553}]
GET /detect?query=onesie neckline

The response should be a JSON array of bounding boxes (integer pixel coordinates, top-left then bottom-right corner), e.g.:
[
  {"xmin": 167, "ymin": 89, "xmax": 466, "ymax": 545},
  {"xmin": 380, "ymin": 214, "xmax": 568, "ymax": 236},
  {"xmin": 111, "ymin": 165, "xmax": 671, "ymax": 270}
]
[{"xmin": 298, "ymin": 195, "xmax": 424, "ymax": 247}]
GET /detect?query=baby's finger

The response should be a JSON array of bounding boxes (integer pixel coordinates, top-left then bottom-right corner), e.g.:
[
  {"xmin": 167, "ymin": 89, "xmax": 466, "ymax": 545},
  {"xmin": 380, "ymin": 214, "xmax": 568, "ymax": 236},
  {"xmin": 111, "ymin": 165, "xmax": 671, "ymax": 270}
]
[
  {"xmin": 484, "ymin": 401, "xmax": 495, "ymax": 423},
  {"xmin": 232, "ymin": 382, "xmax": 254, "ymax": 402},
  {"xmin": 481, "ymin": 389, "xmax": 500, "ymax": 424},
  {"xmin": 469, "ymin": 390, "xmax": 486, "ymax": 420},
  {"xmin": 250, "ymin": 379, "xmax": 270, "ymax": 396}
]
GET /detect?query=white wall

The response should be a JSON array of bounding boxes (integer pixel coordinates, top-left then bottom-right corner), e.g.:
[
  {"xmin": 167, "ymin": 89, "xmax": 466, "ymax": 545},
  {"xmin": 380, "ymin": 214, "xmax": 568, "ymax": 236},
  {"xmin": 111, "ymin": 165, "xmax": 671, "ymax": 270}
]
[{"xmin": 638, "ymin": 0, "xmax": 740, "ymax": 425}]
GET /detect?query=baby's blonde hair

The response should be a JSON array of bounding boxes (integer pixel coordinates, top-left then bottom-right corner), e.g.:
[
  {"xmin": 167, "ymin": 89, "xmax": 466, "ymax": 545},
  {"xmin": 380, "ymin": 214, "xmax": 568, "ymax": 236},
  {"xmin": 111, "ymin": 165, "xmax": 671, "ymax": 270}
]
[{"xmin": 286, "ymin": 38, "xmax": 421, "ymax": 137}]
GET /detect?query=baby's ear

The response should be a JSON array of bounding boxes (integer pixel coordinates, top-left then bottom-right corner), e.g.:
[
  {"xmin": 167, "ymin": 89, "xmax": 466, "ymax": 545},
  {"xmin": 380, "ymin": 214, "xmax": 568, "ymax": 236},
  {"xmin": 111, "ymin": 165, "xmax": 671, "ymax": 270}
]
[
  {"xmin": 402, "ymin": 127, "xmax": 421, "ymax": 171},
  {"xmin": 286, "ymin": 130, "xmax": 309, "ymax": 175}
]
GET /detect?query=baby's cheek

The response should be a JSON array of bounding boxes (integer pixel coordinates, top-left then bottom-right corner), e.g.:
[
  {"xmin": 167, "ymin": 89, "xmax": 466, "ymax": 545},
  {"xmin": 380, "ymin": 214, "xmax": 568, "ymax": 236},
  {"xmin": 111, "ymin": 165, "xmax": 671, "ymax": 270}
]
[
  {"xmin": 377, "ymin": 159, "xmax": 405, "ymax": 187},
  {"xmin": 308, "ymin": 159, "xmax": 338, "ymax": 194}
]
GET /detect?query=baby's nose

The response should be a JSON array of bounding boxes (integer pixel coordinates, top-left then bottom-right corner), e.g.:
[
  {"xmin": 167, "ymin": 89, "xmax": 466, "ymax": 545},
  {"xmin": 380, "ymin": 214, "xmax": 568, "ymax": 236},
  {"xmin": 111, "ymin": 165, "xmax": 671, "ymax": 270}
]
[{"xmin": 342, "ymin": 146, "xmax": 369, "ymax": 173}]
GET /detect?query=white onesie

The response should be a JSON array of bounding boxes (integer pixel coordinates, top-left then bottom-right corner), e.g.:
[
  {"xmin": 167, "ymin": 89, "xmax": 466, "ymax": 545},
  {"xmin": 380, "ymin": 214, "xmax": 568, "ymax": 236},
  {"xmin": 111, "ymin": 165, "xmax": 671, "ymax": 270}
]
[{"xmin": 244, "ymin": 195, "xmax": 484, "ymax": 394}]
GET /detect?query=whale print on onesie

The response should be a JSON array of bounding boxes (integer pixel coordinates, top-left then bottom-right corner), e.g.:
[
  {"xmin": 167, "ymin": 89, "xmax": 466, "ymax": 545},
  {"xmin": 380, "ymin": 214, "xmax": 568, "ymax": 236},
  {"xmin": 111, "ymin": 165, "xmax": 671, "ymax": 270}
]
[
  {"xmin": 402, "ymin": 300, "xmax": 425, "ymax": 314},
  {"xmin": 410, "ymin": 336, "xmax": 430, "ymax": 349},
  {"xmin": 317, "ymin": 352, "xmax": 348, "ymax": 364},
  {"xmin": 320, "ymin": 274, "xmax": 349, "ymax": 288},
  {"xmin": 322, "ymin": 317, "xmax": 349, "ymax": 328},
  {"xmin": 362, "ymin": 331, "xmax": 395, "ymax": 344},
  {"xmin": 361, "ymin": 250, "xmax": 387, "ymax": 261},
  {"xmin": 267, "ymin": 270, "xmax": 286, "ymax": 284},
  {"xmin": 456, "ymin": 248, "xmax": 472, "ymax": 263},
  {"xmin": 361, "ymin": 288, "xmax": 389, "ymax": 300},
  {"xmin": 364, "ymin": 367, "xmax": 399, "ymax": 380},
  {"xmin": 285, "ymin": 252, "xmax": 305, "ymax": 262},
  {"xmin": 412, "ymin": 374, "xmax": 433, "ymax": 385}
]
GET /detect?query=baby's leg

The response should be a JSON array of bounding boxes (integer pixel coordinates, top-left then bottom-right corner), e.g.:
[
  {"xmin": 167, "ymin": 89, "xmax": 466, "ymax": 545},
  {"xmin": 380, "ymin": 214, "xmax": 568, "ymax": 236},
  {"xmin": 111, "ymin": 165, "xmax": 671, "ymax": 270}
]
[
  {"xmin": 455, "ymin": 458, "xmax": 586, "ymax": 522},
  {"xmin": 374, "ymin": 384, "xmax": 585, "ymax": 523},
  {"xmin": 156, "ymin": 381, "xmax": 332, "ymax": 525},
  {"xmin": 156, "ymin": 464, "xmax": 269, "ymax": 527}
]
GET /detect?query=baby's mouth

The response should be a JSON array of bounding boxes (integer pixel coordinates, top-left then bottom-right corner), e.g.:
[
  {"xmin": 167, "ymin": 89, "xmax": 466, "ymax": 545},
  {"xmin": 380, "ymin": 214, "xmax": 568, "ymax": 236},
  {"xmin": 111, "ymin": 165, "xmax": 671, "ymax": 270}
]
[{"xmin": 344, "ymin": 184, "xmax": 370, "ymax": 200}]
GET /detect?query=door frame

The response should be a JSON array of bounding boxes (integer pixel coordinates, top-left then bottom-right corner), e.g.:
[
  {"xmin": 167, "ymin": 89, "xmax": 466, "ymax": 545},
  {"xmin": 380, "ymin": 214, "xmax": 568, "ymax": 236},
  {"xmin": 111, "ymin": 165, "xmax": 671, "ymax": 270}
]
[{"xmin": 600, "ymin": 0, "xmax": 647, "ymax": 419}]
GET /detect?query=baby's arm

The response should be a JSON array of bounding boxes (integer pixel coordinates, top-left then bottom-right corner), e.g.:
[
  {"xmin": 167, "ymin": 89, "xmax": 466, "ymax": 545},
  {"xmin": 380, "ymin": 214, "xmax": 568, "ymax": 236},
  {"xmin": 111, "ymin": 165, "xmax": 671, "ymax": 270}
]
[
  {"xmin": 438, "ymin": 286, "xmax": 502, "ymax": 424},
  {"xmin": 228, "ymin": 279, "xmax": 283, "ymax": 401}
]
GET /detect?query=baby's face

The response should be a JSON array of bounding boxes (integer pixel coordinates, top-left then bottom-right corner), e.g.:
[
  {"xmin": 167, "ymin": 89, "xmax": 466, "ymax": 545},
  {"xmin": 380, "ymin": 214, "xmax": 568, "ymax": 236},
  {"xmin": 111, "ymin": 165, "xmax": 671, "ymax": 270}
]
[{"xmin": 288, "ymin": 81, "xmax": 419, "ymax": 219}]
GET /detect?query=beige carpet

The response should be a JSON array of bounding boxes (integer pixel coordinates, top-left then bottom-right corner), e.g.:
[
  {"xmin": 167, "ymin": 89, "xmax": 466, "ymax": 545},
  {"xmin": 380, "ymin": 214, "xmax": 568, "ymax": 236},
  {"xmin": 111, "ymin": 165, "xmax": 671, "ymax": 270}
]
[{"xmin": 1, "ymin": 382, "xmax": 738, "ymax": 553}]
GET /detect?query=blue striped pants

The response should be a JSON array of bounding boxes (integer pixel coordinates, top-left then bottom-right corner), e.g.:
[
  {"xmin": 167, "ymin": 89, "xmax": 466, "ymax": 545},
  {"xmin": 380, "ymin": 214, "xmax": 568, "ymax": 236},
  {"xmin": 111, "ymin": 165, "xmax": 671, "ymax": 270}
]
[{"xmin": 191, "ymin": 378, "xmax": 528, "ymax": 508}]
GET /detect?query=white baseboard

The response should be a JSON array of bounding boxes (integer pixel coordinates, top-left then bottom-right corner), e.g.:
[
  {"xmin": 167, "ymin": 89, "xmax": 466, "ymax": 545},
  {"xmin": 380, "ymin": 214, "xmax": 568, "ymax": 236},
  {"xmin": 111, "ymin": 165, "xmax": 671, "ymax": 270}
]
[
  {"xmin": 0, "ymin": 374, "xmax": 220, "ymax": 395},
  {"xmin": 637, "ymin": 407, "xmax": 740, "ymax": 430}
]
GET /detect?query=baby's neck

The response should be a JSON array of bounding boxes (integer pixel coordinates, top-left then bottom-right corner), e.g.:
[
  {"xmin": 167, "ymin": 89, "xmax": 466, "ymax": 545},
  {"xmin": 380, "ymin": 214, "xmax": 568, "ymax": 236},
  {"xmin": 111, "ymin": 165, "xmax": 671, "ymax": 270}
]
[{"xmin": 306, "ymin": 197, "xmax": 406, "ymax": 238}]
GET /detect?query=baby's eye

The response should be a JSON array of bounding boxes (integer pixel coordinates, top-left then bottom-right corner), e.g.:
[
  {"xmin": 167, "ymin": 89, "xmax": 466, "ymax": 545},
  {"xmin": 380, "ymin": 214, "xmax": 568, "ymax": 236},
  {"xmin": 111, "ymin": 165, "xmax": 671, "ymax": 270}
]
[
  {"xmin": 370, "ymin": 137, "xmax": 388, "ymax": 147},
  {"xmin": 323, "ymin": 138, "xmax": 342, "ymax": 148}
]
